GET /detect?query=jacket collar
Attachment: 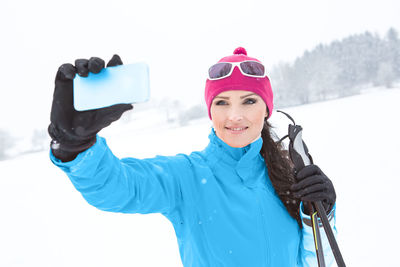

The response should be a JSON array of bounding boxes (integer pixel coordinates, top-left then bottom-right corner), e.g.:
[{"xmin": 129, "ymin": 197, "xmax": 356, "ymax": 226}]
[{"xmin": 205, "ymin": 128, "xmax": 266, "ymax": 186}]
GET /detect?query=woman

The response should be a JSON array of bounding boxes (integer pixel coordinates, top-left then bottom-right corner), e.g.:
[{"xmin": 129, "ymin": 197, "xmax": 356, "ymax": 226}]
[{"xmin": 49, "ymin": 47, "xmax": 337, "ymax": 267}]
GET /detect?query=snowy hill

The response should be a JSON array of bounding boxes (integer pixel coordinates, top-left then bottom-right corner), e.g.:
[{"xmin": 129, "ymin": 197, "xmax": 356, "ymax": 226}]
[{"xmin": 1, "ymin": 88, "xmax": 399, "ymax": 267}]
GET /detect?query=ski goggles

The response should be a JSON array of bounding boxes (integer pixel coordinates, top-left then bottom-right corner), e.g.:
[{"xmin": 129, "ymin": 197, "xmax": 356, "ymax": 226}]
[{"xmin": 208, "ymin": 61, "xmax": 266, "ymax": 80}]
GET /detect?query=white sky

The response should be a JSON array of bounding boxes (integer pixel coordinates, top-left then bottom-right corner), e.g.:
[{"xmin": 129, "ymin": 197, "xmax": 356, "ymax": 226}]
[{"xmin": 1, "ymin": 0, "xmax": 399, "ymax": 134}]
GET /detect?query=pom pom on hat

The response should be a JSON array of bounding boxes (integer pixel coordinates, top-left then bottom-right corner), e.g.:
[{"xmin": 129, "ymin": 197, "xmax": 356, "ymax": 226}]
[{"xmin": 233, "ymin": 47, "xmax": 247, "ymax": 55}]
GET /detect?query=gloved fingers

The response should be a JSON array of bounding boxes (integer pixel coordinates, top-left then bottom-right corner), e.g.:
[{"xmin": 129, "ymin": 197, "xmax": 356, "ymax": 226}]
[
  {"xmin": 300, "ymin": 191, "xmax": 331, "ymax": 203},
  {"xmin": 79, "ymin": 104, "xmax": 133, "ymax": 136},
  {"xmin": 107, "ymin": 54, "xmax": 123, "ymax": 67},
  {"xmin": 291, "ymin": 174, "xmax": 324, "ymax": 191},
  {"xmin": 57, "ymin": 63, "xmax": 76, "ymax": 81},
  {"xmin": 75, "ymin": 59, "xmax": 89, "ymax": 77},
  {"xmin": 293, "ymin": 183, "xmax": 326, "ymax": 198},
  {"xmin": 98, "ymin": 104, "xmax": 133, "ymax": 120},
  {"xmin": 88, "ymin": 57, "xmax": 105, "ymax": 74},
  {"xmin": 116, "ymin": 103, "xmax": 134, "ymax": 112},
  {"xmin": 296, "ymin": 164, "xmax": 323, "ymax": 180},
  {"xmin": 102, "ymin": 103, "xmax": 133, "ymax": 112}
]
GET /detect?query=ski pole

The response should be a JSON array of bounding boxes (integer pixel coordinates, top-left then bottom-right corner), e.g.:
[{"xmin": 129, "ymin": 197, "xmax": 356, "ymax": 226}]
[
  {"xmin": 314, "ymin": 201, "xmax": 346, "ymax": 267},
  {"xmin": 277, "ymin": 110, "xmax": 346, "ymax": 267},
  {"xmin": 310, "ymin": 205, "xmax": 326, "ymax": 267}
]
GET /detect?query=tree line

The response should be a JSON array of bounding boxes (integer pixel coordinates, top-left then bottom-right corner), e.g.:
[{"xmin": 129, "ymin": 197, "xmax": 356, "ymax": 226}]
[{"xmin": 270, "ymin": 28, "xmax": 400, "ymax": 108}]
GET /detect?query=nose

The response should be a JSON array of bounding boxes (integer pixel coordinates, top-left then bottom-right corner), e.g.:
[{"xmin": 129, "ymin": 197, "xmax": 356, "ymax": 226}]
[{"xmin": 227, "ymin": 106, "xmax": 243, "ymax": 122}]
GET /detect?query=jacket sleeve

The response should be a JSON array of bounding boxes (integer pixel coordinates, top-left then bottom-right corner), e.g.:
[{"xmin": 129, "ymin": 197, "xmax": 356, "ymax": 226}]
[
  {"xmin": 50, "ymin": 136, "xmax": 186, "ymax": 215},
  {"xmin": 298, "ymin": 203, "xmax": 337, "ymax": 267}
]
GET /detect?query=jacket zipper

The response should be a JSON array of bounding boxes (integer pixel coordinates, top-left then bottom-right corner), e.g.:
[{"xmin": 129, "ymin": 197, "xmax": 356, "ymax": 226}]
[{"xmin": 256, "ymin": 188, "xmax": 270, "ymax": 266}]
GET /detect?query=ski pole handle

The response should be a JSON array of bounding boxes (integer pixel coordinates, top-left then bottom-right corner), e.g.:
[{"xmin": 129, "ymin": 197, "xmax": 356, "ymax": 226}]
[
  {"xmin": 288, "ymin": 124, "xmax": 313, "ymax": 170},
  {"xmin": 291, "ymin": 126, "xmax": 311, "ymax": 166}
]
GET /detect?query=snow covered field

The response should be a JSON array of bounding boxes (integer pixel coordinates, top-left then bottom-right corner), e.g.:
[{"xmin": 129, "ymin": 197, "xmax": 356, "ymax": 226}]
[{"xmin": 1, "ymin": 87, "xmax": 399, "ymax": 267}]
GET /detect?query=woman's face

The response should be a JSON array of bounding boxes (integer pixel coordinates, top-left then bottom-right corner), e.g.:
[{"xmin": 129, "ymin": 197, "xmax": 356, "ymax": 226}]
[{"xmin": 210, "ymin": 90, "xmax": 268, "ymax": 148}]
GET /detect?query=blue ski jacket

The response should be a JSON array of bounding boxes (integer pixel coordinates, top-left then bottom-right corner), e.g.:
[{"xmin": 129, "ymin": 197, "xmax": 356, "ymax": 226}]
[{"xmin": 50, "ymin": 129, "xmax": 336, "ymax": 267}]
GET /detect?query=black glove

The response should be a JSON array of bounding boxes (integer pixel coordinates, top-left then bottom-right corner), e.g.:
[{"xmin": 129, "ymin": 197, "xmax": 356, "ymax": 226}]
[
  {"xmin": 48, "ymin": 55, "xmax": 133, "ymax": 162},
  {"xmin": 290, "ymin": 165, "xmax": 336, "ymax": 215}
]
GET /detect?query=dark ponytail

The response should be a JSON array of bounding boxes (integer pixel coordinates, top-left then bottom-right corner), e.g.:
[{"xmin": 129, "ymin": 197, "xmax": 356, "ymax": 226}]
[{"xmin": 260, "ymin": 120, "xmax": 302, "ymax": 227}]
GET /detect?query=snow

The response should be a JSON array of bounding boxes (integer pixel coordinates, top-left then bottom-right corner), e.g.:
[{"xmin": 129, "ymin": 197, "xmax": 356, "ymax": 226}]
[{"xmin": 1, "ymin": 88, "xmax": 399, "ymax": 267}]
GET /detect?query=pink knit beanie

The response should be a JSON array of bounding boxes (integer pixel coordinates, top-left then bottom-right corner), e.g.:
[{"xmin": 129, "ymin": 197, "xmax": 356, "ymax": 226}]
[{"xmin": 205, "ymin": 47, "xmax": 273, "ymax": 119}]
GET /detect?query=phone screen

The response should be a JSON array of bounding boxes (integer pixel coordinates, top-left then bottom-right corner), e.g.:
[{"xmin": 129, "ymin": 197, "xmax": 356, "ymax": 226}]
[{"xmin": 73, "ymin": 62, "xmax": 150, "ymax": 111}]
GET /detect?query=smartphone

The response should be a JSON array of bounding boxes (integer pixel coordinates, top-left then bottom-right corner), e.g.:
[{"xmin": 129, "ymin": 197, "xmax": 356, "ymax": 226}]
[{"xmin": 73, "ymin": 62, "xmax": 150, "ymax": 111}]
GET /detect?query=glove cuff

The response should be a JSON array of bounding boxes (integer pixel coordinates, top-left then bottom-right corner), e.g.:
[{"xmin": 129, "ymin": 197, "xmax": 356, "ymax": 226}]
[
  {"xmin": 48, "ymin": 122, "xmax": 97, "ymax": 161},
  {"xmin": 50, "ymin": 137, "xmax": 96, "ymax": 152},
  {"xmin": 50, "ymin": 137, "xmax": 96, "ymax": 162}
]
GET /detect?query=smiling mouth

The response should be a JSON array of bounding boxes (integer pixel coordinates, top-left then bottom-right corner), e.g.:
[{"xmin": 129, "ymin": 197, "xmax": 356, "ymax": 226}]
[{"xmin": 225, "ymin": 126, "xmax": 249, "ymax": 133}]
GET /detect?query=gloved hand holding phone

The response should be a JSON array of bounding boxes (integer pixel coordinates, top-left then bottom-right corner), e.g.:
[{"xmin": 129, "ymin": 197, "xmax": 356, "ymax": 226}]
[{"xmin": 48, "ymin": 55, "xmax": 133, "ymax": 162}]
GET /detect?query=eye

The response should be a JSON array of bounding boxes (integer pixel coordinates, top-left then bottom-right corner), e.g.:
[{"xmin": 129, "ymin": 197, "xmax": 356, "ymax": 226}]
[
  {"xmin": 214, "ymin": 100, "xmax": 228, "ymax": 105},
  {"xmin": 243, "ymin": 98, "xmax": 257, "ymax": 104}
]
